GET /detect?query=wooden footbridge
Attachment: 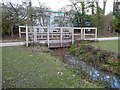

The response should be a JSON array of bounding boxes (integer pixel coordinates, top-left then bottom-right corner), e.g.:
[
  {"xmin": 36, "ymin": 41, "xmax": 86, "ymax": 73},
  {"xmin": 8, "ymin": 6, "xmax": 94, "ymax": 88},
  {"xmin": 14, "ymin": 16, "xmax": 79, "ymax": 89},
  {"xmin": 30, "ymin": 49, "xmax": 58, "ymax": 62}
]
[{"xmin": 19, "ymin": 25, "xmax": 97, "ymax": 48}]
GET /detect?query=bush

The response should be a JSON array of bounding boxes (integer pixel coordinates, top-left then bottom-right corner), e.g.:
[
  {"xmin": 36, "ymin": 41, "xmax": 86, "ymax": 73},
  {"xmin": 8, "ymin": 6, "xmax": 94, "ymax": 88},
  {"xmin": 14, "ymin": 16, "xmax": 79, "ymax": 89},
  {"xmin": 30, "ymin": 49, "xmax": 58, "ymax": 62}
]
[
  {"xmin": 70, "ymin": 49, "xmax": 77, "ymax": 54},
  {"xmin": 79, "ymin": 46, "xmax": 86, "ymax": 54},
  {"xmin": 89, "ymin": 14, "xmax": 115, "ymax": 36},
  {"xmin": 70, "ymin": 44, "xmax": 77, "ymax": 54},
  {"xmin": 84, "ymin": 41, "xmax": 88, "ymax": 44},
  {"xmin": 70, "ymin": 43, "xmax": 76, "ymax": 49},
  {"xmin": 114, "ymin": 17, "xmax": 120, "ymax": 33}
]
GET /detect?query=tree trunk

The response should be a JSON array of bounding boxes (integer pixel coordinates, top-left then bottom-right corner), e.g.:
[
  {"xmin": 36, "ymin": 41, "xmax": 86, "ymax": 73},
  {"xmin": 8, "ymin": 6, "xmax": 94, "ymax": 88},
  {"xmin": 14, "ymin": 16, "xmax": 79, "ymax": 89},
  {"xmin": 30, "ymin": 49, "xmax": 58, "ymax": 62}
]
[
  {"xmin": 9, "ymin": 2, "xmax": 18, "ymax": 39},
  {"xmin": 96, "ymin": 2, "xmax": 100, "ymax": 19},
  {"xmin": 103, "ymin": 0, "xmax": 107, "ymax": 15},
  {"xmin": 29, "ymin": 0, "xmax": 33, "ymax": 26},
  {"xmin": 81, "ymin": 2, "xmax": 85, "ymax": 26},
  {"xmin": 11, "ymin": 26, "xmax": 14, "ymax": 39},
  {"xmin": 92, "ymin": 2, "xmax": 94, "ymax": 15},
  {"xmin": 81, "ymin": 2, "xmax": 85, "ymax": 16}
]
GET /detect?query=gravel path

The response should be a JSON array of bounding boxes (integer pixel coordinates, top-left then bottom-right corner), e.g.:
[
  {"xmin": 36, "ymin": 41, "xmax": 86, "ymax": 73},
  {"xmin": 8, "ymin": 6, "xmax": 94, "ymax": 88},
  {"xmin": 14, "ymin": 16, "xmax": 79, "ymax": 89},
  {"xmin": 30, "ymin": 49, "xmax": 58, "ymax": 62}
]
[
  {"xmin": 0, "ymin": 42, "xmax": 25, "ymax": 47},
  {"xmin": 86, "ymin": 37, "xmax": 119, "ymax": 41},
  {"xmin": 0, "ymin": 37, "xmax": 119, "ymax": 47}
]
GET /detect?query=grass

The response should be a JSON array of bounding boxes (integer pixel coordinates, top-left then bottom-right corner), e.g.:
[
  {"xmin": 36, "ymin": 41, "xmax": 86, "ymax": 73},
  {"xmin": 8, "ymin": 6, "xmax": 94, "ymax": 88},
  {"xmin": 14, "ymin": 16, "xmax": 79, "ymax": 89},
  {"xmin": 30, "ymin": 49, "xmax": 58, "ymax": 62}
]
[
  {"xmin": 90, "ymin": 40, "xmax": 119, "ymax": 52},
  {"xmin": 2, "ymin": 46, "xmax": 102, "ymax": 88},
  {"xmin": 97, "ymin": 35, "xmax": 118, "ymax": 38},
  {"xmin": 0, "ymin": 47, "xmax": 2, "ymax": 89},
  {"xmin": 1, "ymin": 38, "xmax": 25, "ymax": 43}
]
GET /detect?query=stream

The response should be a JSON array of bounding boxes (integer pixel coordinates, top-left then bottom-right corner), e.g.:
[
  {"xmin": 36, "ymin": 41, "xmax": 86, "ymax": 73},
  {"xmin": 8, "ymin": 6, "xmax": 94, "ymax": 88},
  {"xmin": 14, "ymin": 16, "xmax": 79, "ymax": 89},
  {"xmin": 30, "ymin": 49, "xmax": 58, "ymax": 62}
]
[{"xmin": 63, "ymin": 54, "xmax": 120, "ymax": 89}]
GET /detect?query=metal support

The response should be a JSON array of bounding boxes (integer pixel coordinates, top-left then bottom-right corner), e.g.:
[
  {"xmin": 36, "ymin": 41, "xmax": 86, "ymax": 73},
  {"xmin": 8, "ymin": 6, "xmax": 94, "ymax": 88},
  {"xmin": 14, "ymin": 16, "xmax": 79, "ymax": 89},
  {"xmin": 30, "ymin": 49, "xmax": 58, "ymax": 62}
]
[
  {"xmin": 63, "ymin": 16, "xmax": 64, "ymax": 27},
  {"xmin": 60, "ymin": 27, "xmax": 63, "ymax": 47},
  {"xmin": 47, "ymin": 27, "xmax": 50, "ymax": 47},
  {"xmin": 49, "ymin": 16, "xmax": 50, "ymax": 27},
  {"xmin": 26, "ymin": 24, "xmax": 28, "ymax": 47},
  {"xmin": 54, "ymin": 16, "xmax": 55, "ymax": 27}
]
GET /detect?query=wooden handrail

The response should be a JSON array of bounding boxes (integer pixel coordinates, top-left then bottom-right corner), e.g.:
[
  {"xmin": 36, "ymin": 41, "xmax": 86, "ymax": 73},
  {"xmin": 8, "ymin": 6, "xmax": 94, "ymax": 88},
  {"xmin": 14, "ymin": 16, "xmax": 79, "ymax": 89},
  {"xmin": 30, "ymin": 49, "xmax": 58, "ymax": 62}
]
[{"xmin": 19, "ymin": 26, "xmax": 97, "ymax": 47}]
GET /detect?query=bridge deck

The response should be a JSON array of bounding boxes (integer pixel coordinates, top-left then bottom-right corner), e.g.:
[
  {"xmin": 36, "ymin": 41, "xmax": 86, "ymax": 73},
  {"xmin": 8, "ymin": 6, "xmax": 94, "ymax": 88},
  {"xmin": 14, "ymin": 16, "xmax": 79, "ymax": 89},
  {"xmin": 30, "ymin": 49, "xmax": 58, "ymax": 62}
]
[{"xmin": 48, "ymin": 43, "xmax": 72, "ymax": 48}]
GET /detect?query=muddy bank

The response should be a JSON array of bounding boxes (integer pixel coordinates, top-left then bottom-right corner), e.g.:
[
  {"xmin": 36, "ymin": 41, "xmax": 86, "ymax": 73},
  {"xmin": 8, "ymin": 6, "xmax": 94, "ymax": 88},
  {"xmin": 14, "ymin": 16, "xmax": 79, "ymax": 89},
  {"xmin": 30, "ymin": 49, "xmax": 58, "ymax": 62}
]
[
  {"xmin": 63, "ymin": 54, "xmax": 120, "ymax": 88},
  {"xmin": 52, "ymin": 47, "xmax": 120, "ymax": 88},
  {"xmin": 69, "ymin": 44, "xmax": 120, "ymax": 77},
  {"xmin": 52, "ymin": 46, "xmax": 120, "ymax": 77}
]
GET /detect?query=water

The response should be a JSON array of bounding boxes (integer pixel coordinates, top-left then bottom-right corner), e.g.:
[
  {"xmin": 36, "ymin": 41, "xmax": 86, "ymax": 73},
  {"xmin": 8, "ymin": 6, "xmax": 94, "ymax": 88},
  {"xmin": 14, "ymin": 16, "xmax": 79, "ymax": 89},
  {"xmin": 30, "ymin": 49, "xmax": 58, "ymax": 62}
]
[{"xmin": 63, "ymin": 54, "xmax": 120, "ymax": 88}]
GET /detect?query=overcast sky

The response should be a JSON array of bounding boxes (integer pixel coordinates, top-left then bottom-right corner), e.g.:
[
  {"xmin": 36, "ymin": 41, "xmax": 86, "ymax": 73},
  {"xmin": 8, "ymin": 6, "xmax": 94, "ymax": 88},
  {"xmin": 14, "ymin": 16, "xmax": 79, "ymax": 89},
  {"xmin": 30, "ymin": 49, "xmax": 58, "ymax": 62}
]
[{"xmin": 3, "ymin": 0, "xmax": 114, "ymax": 15}]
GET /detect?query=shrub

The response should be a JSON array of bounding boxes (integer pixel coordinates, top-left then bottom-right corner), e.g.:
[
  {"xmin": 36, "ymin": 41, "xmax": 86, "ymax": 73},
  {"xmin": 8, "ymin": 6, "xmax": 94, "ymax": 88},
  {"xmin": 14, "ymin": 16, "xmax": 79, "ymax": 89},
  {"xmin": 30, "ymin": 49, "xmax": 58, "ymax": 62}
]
[
  {"xmin": 79, "ymin": 46, "xmax": 86, "ymax": 54},
  {"xmin": 84, "ymin": 41, "xmax": 88, "ymax": 44},
  {"xmin": 97, "ymin": 52, "xmax": 101, "ymax": 57},
  {"xmin": 70, "ymin": 43, "xmax": 77, "ymax": 54},
  {"xmin": 79, "ymin": 49, "xmax": 85, "ymax": 54},
  {"xmin": 70, "ymin": 43, "xmax": 76, "ymax": 49},
  {"xmin": 70, "ymin": 49, "xmax": 77, "ymax": 54}
]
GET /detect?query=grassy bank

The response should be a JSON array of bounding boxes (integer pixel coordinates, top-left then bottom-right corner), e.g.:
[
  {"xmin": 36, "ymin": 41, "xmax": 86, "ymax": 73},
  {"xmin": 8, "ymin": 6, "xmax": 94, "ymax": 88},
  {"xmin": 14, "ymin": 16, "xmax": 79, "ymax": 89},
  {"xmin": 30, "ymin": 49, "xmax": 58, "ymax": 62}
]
[
  {"xmin": 70, "ymin": 43, "xmax": 120, "ymax": 77},
  {"xmin": 90, "ymin": 40, "xmax": 119, "ymax": 52},
  {"xmin": 0, "ymin": 47, "xmax": 2, "ymax": 89},
  {"xmin": 1, "ymin": 38, "xmax": 25, "ymax": 43},
  {"xmin": 2, "ymin": 46, "xmax": 102, "ymax": 88}
]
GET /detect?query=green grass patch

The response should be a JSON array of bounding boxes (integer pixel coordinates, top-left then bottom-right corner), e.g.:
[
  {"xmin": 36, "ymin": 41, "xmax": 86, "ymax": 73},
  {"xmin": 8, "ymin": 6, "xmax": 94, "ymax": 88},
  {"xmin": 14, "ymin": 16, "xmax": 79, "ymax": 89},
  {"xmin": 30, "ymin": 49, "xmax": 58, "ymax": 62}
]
[
  {"xmin": 2, "ymin": 46, "xmax": 102, "ymax": 88},
  {"xmin": 90, "ymin": 40, "xmax": 119, "ymax": 52},
  {"xmin": 2, "ymin": 38, "xmax": 25, "ymax": 43},
  {"xmin": 0, "ymin": 47, "xmax": 2, "ymax": 89}
]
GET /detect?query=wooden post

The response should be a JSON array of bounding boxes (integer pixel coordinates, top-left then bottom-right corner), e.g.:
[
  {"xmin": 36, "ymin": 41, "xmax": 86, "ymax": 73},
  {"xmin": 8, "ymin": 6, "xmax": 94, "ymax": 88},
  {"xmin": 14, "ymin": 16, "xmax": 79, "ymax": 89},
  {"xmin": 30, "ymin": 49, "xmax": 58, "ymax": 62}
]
[
  {"xmin": 41, "ymin": 28, "xmax": 43, "ymax": 39},
  {"xmin": 95, "ymin": 28, "xmax": 97, "ymax": 40},
  {"xmin": 47, "ymin": 27, "xmax": 50, "ymax": 47},
  {"xmin": 34, "ymin": 26, "xmax": 37, "ymax": 42},
  {"xmin": 81, "ymin": 29, "xmax": 83, "ymax": 40},
  {"xmin": 72, "ymin": 28, "xmax": 74, "ymax": 44},
  {"xmin": 26, "ymin": 24, "xmax": 29, "ymax": 47},
  {"xmin": 19, "ymin": 27, "xmax": 21, "ymax": 38},
  {"xmin": 83, "ymin": 29, "xmax": 85, "ymax": 40},
  {"xmin": 52, "ymin": 28, "xmax": 53, "ymax": 38},
  {"xmin": 60, "ymin": 27, "xmax": 63, "ymax": 47}
]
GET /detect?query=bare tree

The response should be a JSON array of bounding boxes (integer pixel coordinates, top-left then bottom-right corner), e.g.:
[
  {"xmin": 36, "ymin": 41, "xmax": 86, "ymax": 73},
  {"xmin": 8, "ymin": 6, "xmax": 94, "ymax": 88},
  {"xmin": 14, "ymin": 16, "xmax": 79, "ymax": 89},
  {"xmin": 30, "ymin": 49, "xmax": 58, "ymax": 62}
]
[
  {"xmin": 96, "ymin": 2, "xmax": 100, "ymax": 18},
  {"xmin": 91, "ymin": 2, "xmax": 95, "ymax": 15},
  {"xmin": 103, "ymin": 0, "xmax": 108, "ymax": 15},
  {"xmin": 28, "ymin": 0, "xmax": 33, "ymax": 26},
  {"xmin": 9, "ymin": 2, "xmax": 19, "ymax": 38}
]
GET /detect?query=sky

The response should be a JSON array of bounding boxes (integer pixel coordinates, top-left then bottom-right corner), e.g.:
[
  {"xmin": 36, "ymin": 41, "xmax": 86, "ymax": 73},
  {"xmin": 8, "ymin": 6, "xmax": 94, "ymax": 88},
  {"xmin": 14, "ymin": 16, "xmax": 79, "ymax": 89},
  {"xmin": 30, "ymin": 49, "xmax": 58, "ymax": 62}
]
[{"xmin": 3, "ymin": 0, "xmax": 114, "ymax": 15}]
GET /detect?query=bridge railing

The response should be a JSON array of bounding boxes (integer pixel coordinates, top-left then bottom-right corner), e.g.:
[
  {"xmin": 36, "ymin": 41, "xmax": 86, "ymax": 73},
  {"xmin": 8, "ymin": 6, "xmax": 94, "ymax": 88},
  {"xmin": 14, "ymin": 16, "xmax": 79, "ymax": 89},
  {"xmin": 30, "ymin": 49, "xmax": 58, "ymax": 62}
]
[{"xmin": 19, "ymin": 25, "xmax": 97, "ymax": 47}]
